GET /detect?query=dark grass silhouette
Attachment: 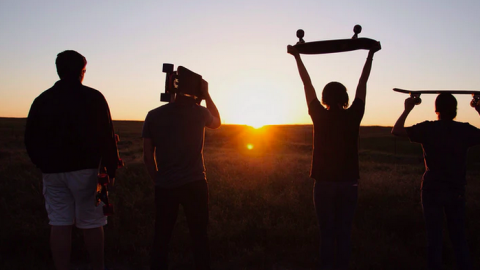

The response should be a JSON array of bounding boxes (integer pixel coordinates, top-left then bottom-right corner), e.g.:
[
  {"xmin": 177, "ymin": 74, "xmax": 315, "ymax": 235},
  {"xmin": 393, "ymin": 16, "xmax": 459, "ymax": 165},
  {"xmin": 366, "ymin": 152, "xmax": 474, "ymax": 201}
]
[{"xmin": 1, "ymin": 118, "xmax": 480, "ymax": 269}]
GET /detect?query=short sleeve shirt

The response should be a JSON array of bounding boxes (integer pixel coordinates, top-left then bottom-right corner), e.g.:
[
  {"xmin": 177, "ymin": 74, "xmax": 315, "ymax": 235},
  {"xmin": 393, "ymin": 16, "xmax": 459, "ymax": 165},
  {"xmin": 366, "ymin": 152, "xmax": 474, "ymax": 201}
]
[
  {"xmin": 142, "ymin": 102, "xmax": 213, "ymax": 188},
  {"xmin": 406, "ymin": 120, "xmax": 480, "ymax": 190},
  {"xmin": 308, "ymin": 97, "xmax": 365, "ymax": 181}
]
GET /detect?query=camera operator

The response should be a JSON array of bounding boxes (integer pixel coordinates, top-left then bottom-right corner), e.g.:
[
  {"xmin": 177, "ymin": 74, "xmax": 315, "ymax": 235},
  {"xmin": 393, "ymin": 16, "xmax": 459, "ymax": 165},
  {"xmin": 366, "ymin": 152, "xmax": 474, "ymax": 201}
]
[{"xmin": 142, "ymin": 79, "xmax": 220, "ymax": 270}]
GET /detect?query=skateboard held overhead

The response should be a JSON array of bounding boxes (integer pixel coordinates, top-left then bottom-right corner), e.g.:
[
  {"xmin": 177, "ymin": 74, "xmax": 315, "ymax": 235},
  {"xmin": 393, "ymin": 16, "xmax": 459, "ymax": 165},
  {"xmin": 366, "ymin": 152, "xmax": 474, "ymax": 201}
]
[
  {"xmin": 293, "ymin": 25, "xmax": 381, "ymax": 54},
  {"xmin": 393, "ymin": 88, "xmax": 480, "ymax": 107}
]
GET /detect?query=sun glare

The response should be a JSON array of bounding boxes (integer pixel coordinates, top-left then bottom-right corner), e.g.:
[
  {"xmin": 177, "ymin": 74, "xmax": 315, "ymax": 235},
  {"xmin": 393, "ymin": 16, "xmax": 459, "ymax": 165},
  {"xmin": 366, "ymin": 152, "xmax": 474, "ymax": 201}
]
[
  {"xmin": 249, "ymin": 122, "xmax": 265, "ymax": 129},
  {"xmin": 247, "ymin": 144, "xmax": 254, "ymax": 150},
  {"xmin": 219, "ymin": 76, "xmax": 296, "ymax": 127}
]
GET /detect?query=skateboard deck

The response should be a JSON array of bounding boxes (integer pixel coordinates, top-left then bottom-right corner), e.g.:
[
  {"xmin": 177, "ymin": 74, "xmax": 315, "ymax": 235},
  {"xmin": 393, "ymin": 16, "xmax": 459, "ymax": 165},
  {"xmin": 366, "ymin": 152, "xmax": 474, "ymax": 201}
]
[
  {"xmin": 161, "ymin": 64, "xmax": 204, "ymax": 103},
  {"xmin": 293, "ymin": 25, "xmax": 380, "ymax": 54},
  {"xmin": 96, "ymin": 134, "xmax": 124, "ymax": 216},
  {"xmin": 177, "ymin": 66, "xmax": 204, "ymax": 102},
  {"xmin": 393, "ymin": 88, "xmax": 480, "ymax": 107}
]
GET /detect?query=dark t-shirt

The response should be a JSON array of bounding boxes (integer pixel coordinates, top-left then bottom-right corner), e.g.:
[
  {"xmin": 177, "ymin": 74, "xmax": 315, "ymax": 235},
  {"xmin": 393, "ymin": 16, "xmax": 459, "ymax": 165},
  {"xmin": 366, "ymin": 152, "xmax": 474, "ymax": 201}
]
[
  {"xmin": 308, "ymin": 97, "xmax": 365, "ymax": 181},
  {"xmin": 142, "ymin": 101, "xmax": 213, "ymax": 188},
  {"xmin": 406, "ymin": 120, "xmax": 480, "ymax": 191},
  {"xmin": 24, "ymin": 80, "xmax": 119, "ymax": 177}
]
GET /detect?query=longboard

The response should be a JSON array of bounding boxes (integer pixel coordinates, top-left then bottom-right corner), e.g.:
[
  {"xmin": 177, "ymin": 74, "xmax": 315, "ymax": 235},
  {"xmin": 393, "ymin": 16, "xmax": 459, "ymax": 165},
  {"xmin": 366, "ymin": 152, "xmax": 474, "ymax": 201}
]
[
  {"xmin": 393, "ymin": 88, "xmax": 480, "ymax": 107},
  {"xmin": 96, "ymin": 134, "xmax": 124, "ymax": 216},
  {"xmin": 293, "ymin": 25, "xmax": 380, "ymax": 54},
  {"xmin": 161, "ymin": 64, "xmax": 205, "ymax": 103}
]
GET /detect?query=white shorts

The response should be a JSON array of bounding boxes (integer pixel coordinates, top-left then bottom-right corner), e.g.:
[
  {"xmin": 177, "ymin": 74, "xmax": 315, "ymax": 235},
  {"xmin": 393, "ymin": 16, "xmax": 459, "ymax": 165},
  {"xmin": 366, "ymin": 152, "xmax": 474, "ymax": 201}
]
[{"xmin": 42, "ymin": 168, "xmax": 107, "ymax": 229}]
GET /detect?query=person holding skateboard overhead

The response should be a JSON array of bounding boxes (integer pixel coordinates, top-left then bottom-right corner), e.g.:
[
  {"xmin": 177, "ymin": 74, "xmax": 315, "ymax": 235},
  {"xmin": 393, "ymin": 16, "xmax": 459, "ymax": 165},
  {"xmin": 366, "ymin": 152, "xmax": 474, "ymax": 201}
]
[
  {"xmin": 143, "ymin": 76, "xmax": 221, "ymax": 270},
  {"xmin": 25, "ymin": 50, "xmax": 120, "ymax": 270},
  {"xmin": 392, "ymin": 93, "xmax": 480, "ymax": 270},
  {"xmin": 287, "ymin": 42, "xmax": 380, "ymax": 270}
]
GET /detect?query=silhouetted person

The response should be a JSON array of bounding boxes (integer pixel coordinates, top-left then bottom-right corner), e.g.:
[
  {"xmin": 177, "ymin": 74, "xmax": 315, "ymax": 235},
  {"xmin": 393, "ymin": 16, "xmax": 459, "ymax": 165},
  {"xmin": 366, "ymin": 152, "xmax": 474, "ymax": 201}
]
[
  {"xmin": 287, "ymin": 43, "xmax": 380, "ymax": 270},
  {"xmin": 392, "ymin": 93, "xmax": 480, "ymax": 270},
  {"xmin": 143, "ymin": 80, "xmax": 221, "ymax": 270},
  {"xmin": 25, "ymin": 50, "xmax": 119, "ymax": 270}
]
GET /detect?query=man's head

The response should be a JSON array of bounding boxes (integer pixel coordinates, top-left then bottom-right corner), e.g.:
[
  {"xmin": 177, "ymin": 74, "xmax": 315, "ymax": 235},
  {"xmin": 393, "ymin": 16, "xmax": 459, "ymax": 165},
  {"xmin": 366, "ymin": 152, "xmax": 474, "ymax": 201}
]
[
  {"xmin": 322, "ymin": 81, "xmax": 349, "ymax": 109},
  {"xmin": 435, "ymin": 93, "xmax": 457, "ymax": 120},
  {"xmin": 55, "ymin": 50, "xmax": 87, "ymax": 82}
]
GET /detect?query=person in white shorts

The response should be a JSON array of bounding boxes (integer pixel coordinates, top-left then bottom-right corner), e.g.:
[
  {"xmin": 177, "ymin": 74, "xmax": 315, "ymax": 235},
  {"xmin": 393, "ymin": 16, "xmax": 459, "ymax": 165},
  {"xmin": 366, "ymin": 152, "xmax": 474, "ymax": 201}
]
[{"xmin": 25, "ymin": 50, "xmax": 120, "ymax": 270}]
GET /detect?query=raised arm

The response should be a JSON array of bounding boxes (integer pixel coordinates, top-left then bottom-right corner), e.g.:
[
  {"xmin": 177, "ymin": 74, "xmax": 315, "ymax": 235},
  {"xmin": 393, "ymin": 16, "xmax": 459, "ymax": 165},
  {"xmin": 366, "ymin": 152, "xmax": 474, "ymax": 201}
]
[
  {"xmin": 287, "ymin": 45, "xmax": 317, "ymax": 106},
  {"xmin": 355, "ymin": 42, "xmax": 381, "ymax": 103},
  {"xmin": 201, "ymin": 80, "xmax": 221, "ymax": 129},
  {"xmin": 391, "ymin": 97, "xmax": 417, "ymax": 137}
]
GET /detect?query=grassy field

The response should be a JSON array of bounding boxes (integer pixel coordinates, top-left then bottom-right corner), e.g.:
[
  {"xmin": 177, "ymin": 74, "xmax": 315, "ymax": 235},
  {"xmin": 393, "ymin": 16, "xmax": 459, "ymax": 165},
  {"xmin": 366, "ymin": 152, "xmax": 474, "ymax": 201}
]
[{"xmin": 1, "ymin": 117, "xmax": 480, "ymax": 270}]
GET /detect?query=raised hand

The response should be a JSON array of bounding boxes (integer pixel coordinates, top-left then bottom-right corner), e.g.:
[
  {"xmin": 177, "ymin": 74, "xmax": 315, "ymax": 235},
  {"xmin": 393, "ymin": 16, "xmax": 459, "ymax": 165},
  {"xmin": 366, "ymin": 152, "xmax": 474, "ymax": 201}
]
[
  {"xmin": 370, "ymin": 41, "xmax": 381, "ymax": 53},
  {"xmin": 287, "ymin": 45, "xmax": 300, "ymax": 57},
  {"xmin": 405, "ymin": 97, "xmax": 418, "ymax": 111}
]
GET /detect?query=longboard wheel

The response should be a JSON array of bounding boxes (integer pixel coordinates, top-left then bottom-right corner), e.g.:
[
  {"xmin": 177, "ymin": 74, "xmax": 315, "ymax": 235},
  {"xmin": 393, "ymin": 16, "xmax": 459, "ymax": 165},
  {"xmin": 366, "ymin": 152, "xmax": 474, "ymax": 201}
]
[
  {"xmin": 415, "ymin": 97, "xmax": 422, "ymax": 105},
  {"xmin": 353, "ymin": 25, "xmax": 362, "ymax": 34},
  {"xmin": 296, "ymin": 29, "xmax": 304, "ymax": 39},
  {"xmin": 162, "ymin": 63, "xmax": 174, "ymax": 73}
]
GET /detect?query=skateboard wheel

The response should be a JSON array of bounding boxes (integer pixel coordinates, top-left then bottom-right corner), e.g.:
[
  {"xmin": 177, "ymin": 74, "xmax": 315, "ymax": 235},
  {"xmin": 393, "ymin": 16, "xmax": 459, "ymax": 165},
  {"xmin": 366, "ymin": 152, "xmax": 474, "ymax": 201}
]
[
  {"xmin": 415, "ymin": 97, "xmax": 422, "ymax": 105},
  {"xmin": 162, "ymin": 63, "xmax": 174, "ymax": 73},
  {"xmin": 353, "ymin": 25, "xmax": 362, "ymax": 34},
  {"xmin": 296, "ymin": 29, "xmax": 304, "ymax": 39}
]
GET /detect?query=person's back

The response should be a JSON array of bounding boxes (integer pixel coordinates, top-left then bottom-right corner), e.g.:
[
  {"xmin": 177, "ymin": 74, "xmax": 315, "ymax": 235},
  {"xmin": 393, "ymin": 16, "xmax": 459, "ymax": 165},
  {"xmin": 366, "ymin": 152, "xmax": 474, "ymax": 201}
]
[
  {"xmin": 24, "ymin": 50, "xmax": 118, "ymax": 270},
  {"xmin": 310, "ymin": 99, "xmax": 364, "ymax": 181},
  {"xmin": 143, "ymin": 81, "xmax": 221, "ymax": 270},
  {"xmin": 287, "ymin": 43, "xmax": 380, "ymax": 270},
  {"xmin": 392, "ymin": 93, "xmax": 480, "ymax": 270},
  {"xmin": 408, "ymin": 120, "xmax": 480, "ymax": 191},
  {"xmin": 26, "ymin": 79, "xmax": 117, "ymax": 174},
  {"xmin": 143, "ymin": 99, "xmax": 212, "ymax": 188}
]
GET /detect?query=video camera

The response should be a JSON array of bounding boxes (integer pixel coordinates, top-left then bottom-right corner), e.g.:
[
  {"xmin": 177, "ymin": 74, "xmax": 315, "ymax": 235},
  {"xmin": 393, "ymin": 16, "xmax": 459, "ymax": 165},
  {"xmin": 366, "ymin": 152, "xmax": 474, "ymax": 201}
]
[{"xmin": 161, "ymin": 63, "xmax": 205, "ymax": 103}]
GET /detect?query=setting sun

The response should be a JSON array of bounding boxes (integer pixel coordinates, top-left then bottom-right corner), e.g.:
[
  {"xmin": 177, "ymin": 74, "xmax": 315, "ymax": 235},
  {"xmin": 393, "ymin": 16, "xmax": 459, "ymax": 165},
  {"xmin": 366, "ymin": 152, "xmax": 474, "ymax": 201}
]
[{"xmin": 247, "ymin": 144, "xmax": 254, "ymax": 150}]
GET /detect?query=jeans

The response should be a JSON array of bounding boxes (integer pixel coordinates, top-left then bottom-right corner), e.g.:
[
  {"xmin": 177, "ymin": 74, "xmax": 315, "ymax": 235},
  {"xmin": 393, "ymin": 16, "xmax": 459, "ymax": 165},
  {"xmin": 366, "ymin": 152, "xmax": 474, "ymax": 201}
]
[
  {"xmin": 314, "ymin": 180, "xmax": 358, "ymax": 270},
  {"xmin": 422, "ymin": 189, "xmax": 472, "ymax": 270},
  {"xmin": 150, "ymin": 180, "xmax": 210, "ymax": 270}
]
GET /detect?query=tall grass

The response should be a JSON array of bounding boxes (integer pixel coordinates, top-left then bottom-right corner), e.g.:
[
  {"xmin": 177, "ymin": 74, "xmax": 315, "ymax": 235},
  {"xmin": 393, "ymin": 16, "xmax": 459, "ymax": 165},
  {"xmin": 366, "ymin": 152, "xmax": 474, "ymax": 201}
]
[{"xmin": 1, "ymin": 119, "xmax": 479, "ymax": 269}]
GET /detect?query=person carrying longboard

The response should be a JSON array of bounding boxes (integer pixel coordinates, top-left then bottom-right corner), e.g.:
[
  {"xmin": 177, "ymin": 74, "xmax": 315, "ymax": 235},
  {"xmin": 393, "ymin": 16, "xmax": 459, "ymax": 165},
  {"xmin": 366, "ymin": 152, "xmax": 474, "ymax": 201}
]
[
  {"xmin": 25, "ymin": 50, "xmax": 120, "ymax": 270},
  {"xmin": 287, "ymin": 42, "xmax": 380, "ymax": 269},
  {"xmin": 143, "ymin": 71, "xmax": 221, "ymax": 270},
  {"xmin": 392, "ymin": 93, "xmax": 480, "ymax": 270}
]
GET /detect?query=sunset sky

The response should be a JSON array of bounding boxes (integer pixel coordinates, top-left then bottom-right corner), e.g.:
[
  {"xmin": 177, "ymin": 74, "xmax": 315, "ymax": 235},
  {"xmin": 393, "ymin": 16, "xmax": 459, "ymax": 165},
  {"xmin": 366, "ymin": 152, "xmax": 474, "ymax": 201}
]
[{"xmin": 1, "ymin": 0, "xmax": 480, "ymax": 127}]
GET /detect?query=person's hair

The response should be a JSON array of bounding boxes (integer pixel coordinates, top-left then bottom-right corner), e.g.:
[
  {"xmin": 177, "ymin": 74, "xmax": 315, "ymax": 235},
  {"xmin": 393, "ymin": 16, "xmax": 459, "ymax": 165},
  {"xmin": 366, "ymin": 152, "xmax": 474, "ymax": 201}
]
[
  {"xmin": 435, "ymin": 93, "xmax": 457, "ymax": 120},
  {"xmin": 55, "ymin": 50, "xmax": 87, "ymax": 79},
  {"xmin": 322, "ymin": 81, "xmax": 349, "ymax": 109}
]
